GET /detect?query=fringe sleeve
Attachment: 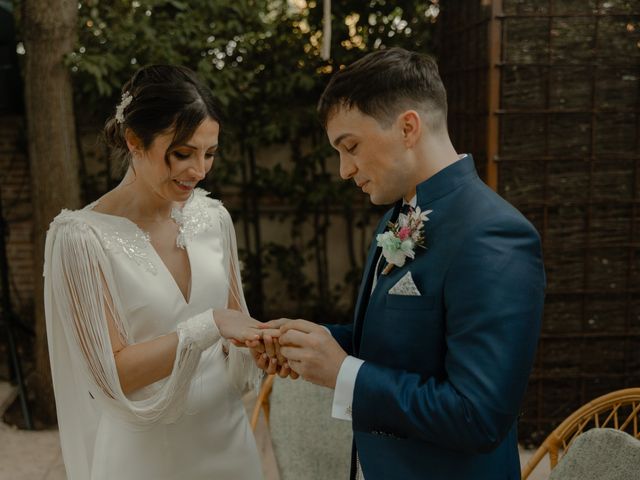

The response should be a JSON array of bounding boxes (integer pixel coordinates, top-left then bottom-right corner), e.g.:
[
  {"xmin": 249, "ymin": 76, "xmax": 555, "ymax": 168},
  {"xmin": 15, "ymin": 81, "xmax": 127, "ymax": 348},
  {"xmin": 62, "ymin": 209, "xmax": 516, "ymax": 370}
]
[
  {"xmin": 45, "ymin": 212, "xmax": 215, "ymax": 427},
  {"xmin": 218, "ymin": 205, "xmax": 264, "ymax": 393}
]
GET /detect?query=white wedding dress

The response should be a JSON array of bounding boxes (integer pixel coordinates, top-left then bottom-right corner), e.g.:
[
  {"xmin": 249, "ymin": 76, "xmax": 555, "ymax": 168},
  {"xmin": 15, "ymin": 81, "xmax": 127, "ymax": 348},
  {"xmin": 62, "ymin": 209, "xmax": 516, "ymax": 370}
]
[{"xmin": 44, "ymin": 189, "xmax": 263, "ymax": 480}]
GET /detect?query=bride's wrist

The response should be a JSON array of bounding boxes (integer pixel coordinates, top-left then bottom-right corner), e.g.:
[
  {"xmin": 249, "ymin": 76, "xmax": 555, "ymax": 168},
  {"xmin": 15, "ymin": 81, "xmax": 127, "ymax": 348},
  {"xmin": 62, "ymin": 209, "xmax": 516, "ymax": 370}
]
[
  {"xmin": 177, "ymin": 309, "xmax": 220, "ymax": 350},
  {"xmin": 211, "ymin": 309, "xmax": 229, "ymax": 337}
]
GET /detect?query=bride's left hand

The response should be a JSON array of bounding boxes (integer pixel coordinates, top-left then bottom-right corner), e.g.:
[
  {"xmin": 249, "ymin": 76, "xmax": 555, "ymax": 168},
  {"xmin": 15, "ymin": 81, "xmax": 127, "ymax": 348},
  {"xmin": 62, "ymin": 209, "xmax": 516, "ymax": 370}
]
[{"xmin": 213, "ymin": 309, "xmax": 262, "ymax": 343}]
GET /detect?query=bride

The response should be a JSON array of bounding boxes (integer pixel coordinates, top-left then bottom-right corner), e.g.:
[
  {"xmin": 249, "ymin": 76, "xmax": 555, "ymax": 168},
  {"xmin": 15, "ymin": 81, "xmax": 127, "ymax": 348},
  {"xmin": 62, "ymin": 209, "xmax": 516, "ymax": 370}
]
[{"xmin": 44, "ymin": 65, "xmax": 265, "ymax": 479}]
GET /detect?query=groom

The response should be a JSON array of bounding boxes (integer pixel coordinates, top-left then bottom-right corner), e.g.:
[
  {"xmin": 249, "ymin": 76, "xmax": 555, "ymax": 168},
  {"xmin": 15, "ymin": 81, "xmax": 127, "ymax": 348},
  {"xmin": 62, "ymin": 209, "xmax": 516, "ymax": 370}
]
[{"xmin": 253, "ymin": 48, "xmax": 545, "ymax": 480}]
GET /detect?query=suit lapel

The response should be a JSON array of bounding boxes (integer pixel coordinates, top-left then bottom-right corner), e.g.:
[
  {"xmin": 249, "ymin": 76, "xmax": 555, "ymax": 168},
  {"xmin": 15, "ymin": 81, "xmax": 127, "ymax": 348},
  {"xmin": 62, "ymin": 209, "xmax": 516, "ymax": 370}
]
[
  {"xmin": 352, "ymin": 239, "xmax": 381, "ymax": 329},
  {"xmin": 352, "ymin": 202, "xmax": 401, "ymax": 354}
]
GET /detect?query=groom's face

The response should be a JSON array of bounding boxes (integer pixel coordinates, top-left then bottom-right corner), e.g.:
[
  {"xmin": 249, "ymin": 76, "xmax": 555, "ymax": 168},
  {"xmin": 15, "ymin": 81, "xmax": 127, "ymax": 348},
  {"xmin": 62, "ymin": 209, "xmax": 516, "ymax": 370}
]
[{"xmin": 326, "ymin": 106, "xmax": 414, "ymax": 205}]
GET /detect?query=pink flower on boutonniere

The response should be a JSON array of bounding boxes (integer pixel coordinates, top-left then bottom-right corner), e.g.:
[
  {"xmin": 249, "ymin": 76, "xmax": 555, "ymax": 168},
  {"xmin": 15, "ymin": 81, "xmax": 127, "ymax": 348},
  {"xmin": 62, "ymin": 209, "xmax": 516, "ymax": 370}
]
[
  {"xmin": 398, "ymin": 226, "xmax": 411, "ymax": 241},
  {"xmin": 376, "ymin": 206, "xmax": 433, "ymax": 275}
]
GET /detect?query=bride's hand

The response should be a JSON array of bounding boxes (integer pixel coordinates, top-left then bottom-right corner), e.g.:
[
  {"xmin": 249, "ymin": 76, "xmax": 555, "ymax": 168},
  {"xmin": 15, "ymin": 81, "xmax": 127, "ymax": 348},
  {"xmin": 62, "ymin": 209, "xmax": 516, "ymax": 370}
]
[{"xmin": 213, "ymin": 309, "xmax": 261, "ymax": 343}]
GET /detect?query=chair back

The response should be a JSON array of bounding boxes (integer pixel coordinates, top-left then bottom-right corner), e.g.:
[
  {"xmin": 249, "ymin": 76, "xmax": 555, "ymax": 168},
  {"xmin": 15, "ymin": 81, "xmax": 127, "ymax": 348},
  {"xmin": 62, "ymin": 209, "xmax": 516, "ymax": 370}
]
[
  {"xmin": 547, "ymin": 428, "xmax": 640, "ymax": 480},
  {"xmin": 522, "ymin": 387, "xmax": 640, "ymax": 479}
]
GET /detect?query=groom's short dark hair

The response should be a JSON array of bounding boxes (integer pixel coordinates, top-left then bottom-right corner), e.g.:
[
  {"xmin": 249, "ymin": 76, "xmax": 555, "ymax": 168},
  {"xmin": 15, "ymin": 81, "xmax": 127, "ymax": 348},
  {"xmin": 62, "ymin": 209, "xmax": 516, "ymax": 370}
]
[{"xmin": 318, "ymin": 47, "xmax": 448, "ymax": 131}]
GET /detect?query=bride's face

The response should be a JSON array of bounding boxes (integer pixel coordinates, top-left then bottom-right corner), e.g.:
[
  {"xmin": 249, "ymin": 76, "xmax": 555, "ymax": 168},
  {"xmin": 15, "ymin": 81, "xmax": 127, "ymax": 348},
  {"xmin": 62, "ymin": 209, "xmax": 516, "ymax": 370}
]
[{"xmin": 131, "ymin": 117, "xmax": 219, "ymax": 202}]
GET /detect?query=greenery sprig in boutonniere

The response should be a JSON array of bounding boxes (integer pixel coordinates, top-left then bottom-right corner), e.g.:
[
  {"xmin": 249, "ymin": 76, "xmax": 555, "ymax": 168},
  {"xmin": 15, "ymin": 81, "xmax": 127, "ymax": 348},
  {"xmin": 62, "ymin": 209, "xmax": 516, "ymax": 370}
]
[{"xmin": 376, "ymin": 206, "xmax": 433, "ymax": 275}]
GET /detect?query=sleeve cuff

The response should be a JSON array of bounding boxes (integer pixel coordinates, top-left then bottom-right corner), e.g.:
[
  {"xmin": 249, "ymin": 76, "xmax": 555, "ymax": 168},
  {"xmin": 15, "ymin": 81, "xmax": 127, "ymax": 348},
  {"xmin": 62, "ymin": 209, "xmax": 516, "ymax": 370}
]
[
  {"xmin": 176, "ymin": 308, "xmax": 220, "ymax": 350},
  {"xmin": 331, "ymin": 355, "xmax": 364, "ymax": 421}
]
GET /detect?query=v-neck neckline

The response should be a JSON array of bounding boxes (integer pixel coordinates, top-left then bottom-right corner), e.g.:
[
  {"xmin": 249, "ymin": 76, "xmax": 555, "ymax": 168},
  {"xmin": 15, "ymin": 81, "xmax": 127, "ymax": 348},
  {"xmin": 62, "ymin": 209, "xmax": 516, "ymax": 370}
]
[{"xmin": 86, "ymin": 201, "xmax": 194, "ymax": 305}]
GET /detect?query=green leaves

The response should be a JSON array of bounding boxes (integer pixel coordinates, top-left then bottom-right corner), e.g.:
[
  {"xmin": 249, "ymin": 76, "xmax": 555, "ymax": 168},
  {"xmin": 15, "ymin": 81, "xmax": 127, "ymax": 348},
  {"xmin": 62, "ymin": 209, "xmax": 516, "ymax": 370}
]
[
  {"xmin": 68, "ymin": 0, "xmax": 436, "ymax": 147},
  {"xmin": 168, "ymin": 0, "xmax": 187, "ymax": 10}
]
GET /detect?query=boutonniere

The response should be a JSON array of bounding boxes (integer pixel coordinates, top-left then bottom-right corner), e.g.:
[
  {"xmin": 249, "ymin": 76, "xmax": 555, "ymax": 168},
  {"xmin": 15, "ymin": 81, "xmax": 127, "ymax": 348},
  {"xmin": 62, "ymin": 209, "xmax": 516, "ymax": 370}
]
[{"xmin": 376, "ymin": 206, "xmax": 433, "ymax": 275}]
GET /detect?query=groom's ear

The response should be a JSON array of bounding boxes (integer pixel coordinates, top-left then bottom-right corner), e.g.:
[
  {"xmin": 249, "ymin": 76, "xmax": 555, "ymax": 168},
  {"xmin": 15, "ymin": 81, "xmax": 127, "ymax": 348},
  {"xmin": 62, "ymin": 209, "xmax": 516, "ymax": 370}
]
[{"xmin": 397, "ymin": 110, "xmax": 421, "ymax": 148}]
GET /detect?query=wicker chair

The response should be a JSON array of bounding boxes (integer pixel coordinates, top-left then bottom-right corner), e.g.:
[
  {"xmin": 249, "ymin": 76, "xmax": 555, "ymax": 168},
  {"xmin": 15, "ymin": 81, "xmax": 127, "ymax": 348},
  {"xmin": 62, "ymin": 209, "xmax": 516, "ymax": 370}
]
[
  {"xmin": 521, "ymin": 387, "xmax": 640, "ymax": 479},
  {"xmin": 251, "ymin": 374, "xmax": 276, "ymax": 430}
]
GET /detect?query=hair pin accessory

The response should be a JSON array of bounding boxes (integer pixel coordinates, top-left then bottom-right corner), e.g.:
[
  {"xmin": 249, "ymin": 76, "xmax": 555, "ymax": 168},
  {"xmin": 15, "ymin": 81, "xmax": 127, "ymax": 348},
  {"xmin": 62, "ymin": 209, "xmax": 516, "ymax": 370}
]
[{"xmin": 115, "ymin": 91, "xmax": 133, "ymax": 124}]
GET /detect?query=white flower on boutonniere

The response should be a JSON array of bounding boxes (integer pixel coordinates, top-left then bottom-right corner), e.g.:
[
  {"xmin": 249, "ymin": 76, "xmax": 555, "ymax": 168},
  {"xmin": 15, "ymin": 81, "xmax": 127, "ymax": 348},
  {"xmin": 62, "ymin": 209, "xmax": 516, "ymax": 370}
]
[{"xmin": 376, "ymin": 206, "xmax": 433, "ymax": 275}]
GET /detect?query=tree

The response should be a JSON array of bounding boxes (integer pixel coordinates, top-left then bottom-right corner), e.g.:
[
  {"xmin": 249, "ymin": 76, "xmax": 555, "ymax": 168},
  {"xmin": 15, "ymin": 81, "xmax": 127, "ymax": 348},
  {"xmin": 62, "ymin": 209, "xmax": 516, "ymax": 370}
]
[{"xmin": 21, "ymin": 0, "xmax": 82, "ymax": 424}]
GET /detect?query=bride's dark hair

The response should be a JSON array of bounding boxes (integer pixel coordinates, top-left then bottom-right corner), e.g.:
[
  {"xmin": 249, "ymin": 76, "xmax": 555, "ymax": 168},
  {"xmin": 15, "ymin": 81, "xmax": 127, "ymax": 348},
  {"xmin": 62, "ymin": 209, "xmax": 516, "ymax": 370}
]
[{"xmin": 103, "ymin": 65, "xmax": 222, "ymax": 167}]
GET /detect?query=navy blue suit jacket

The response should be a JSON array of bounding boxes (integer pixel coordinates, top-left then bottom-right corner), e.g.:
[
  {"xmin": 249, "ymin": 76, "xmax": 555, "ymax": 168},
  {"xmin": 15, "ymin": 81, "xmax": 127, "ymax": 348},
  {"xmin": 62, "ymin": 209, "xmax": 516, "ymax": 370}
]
[{"xmin": 327, "ymin": 156, "xmax": 545, "ymax": 479}]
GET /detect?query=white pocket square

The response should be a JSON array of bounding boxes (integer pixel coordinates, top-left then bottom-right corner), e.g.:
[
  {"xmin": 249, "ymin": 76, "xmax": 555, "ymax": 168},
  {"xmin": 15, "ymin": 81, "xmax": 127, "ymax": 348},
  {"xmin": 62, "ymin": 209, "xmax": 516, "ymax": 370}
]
[{"xmin": 388, "ymin": 272, "xmax": 421, "ymax": 296}]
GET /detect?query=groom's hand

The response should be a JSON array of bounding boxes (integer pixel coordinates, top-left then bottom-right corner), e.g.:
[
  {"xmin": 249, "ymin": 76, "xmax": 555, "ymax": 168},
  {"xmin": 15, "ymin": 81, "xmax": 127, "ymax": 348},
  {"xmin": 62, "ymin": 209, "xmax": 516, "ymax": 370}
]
[
  {"xmin": 278, "ymin": 320, "xmax": 347, "ymax": 389},
  {"xmin": 260, "ymin": 319, "xmax": 300, "ymax": 379},
  {"xmin": 243, "ymin": 325, "xmax": 299, "ymax": 379}
]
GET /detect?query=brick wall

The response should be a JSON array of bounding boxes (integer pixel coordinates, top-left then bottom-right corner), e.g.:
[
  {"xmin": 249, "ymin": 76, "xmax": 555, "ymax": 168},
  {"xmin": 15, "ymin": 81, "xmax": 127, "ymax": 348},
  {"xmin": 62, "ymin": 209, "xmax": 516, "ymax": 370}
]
[{"xmin": 0, "ymin": 115, "xmax": 34, "ymax": 323}]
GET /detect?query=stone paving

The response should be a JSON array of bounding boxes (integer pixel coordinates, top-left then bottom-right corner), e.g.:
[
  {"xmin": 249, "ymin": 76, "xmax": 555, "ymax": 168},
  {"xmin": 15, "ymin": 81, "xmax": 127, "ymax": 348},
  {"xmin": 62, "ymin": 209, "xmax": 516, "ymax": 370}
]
[
  {"xmin": 0, "ymin": 382, "xmax": 550, "ymax": 480},
  {"xmin": 0, "ymin": 422, "xmax": 65, "ymax": 480}
]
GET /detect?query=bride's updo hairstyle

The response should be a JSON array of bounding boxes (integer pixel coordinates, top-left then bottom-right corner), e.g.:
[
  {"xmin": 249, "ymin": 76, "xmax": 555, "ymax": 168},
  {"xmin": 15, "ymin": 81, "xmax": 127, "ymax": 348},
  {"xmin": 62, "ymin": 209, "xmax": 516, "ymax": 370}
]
[{"xmin": 103, "ymin": 65, "xmax": 222, "ymax": 167}]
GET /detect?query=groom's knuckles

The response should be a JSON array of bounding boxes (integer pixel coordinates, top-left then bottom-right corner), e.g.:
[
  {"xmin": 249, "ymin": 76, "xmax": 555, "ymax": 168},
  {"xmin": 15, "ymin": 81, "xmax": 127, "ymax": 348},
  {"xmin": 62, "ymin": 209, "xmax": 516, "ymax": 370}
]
[
  {"xmin": 278, "ymin": 331, "xmax": 294, "ymax": 346},
  {"xmin": 260, "ymin": 328, "xmax": 280, "ymax": 337},
  {"xmin": 281, "ymin": 319, "xmax": 313, "ymax": 334},
  {"xmin": 282, "ymin": 329, "xmax": 309, "ymax": 346},
  {"xmin": 264, "ymin": 318, "xmax": 290, "ymax": 329}
]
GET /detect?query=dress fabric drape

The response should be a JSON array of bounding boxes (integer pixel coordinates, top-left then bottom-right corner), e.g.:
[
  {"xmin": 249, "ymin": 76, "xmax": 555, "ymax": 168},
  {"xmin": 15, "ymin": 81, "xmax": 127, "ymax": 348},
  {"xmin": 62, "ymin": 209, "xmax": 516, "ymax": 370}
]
[{"xmin": 44, "ymin": 189, "xmax": 263, "ymax": 480}]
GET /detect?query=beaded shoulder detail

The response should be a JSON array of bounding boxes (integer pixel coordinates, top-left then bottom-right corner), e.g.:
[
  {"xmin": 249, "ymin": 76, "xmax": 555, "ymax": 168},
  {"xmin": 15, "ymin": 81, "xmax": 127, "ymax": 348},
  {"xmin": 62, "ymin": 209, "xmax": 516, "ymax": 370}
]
[
  {"xmin": 171, "ymin": 188, "xmax": 219, "ymax": 249},
  {"xmin": 50, "ymin": 208, "xmax": 89, "ymax": 229},
  {"xmin": 80, "ymin": 201, "xmax": 158, "ymax": 274},
  {"xmin": 50, "ymin": 189, "xmax": 220, "ymax": 274},
  {"xmin": 100, "ymin": 227, "xmax": 157, "ymax": 275},
  {"xmin": 50, "ymin": 204, "xmax": 157, "ymax": 275}
]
